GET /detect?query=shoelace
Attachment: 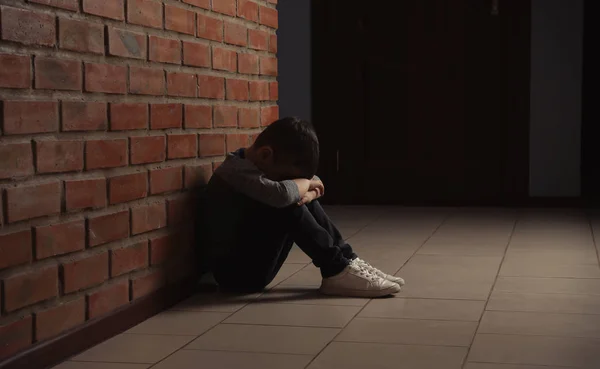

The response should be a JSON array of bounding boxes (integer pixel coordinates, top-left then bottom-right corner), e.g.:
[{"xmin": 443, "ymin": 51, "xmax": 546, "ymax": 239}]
[
  {"xmin": 350, "ymin": 260, "xmax": 380, "ymax": 282},
  {"xmin": 355, "ymin": 258, "xmax": 385, "ymax": 277}
]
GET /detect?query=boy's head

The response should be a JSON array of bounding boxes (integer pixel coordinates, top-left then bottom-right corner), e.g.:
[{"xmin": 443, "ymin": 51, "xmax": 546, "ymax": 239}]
[{"xmin": 248, "ymin": 117, "xmax": 319, "ymax": 180}]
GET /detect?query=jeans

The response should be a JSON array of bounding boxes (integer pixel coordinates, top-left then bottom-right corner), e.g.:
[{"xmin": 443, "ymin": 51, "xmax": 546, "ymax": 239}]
[{"xmin": 213, "ymin": 200, "xmax": 357, "ymax": 292}]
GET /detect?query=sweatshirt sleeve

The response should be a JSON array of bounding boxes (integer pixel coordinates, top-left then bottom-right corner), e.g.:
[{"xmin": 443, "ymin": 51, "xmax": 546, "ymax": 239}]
[{"xmin": 214, "ymin": 154, "xmax": 301, "ymax": 208}]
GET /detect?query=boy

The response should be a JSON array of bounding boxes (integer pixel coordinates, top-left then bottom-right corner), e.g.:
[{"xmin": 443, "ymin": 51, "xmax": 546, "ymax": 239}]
[{"xmin": 199, "ymin": 117, "xmax": 404, "ymax": 297}]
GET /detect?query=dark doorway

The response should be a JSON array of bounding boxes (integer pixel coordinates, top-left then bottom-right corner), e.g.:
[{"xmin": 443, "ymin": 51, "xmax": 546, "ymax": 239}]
[{"xmin": 312, "ymin": 0, "xmax": 531, "ymax": 205}]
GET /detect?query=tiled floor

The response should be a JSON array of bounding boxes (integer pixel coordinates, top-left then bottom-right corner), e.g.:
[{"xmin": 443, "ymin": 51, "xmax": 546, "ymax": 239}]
[{"xmin": 54, "ymin": 207, "xmax": 600, "ymax": 369}]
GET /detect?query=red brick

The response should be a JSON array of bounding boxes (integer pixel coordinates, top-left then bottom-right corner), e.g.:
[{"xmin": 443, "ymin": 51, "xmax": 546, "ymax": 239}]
[
  {"xmin": 85, "ymin": 63, "xmax": 127, "ymax": 94},
  {"xmin": 198, "ymin": 75, "xmax": 225, "ymax": 99},
  {"xmin": 260, "ymin": 56, "xmax": 278, "ymax": 76},
  {"xmin": 2, "ymin": 100, "xmax": 58, "ymax": 135},
  {"xmin": 4, "ymin": 266, "xmax": 58, "ymax": 312},
  {"xmin": 224, "ymin": 21, "xmax": 247, "ymax": 47},
  {"xmin": 111, "ymin": 241, "xmax": 148, "ymax": 276},
  {"xmin": 30, "ymin": 0, "xmax": 78, "ymax": 11},
  {"xmin": 88, "ymin": 210, "xmax": 130, "ymax": 247},
  {"xmin": 108, "ymin": 27, "xmax": 147, "ymax": 60},
  {"xmin": 35, "ymin": 220, "xmax": 85, "ymax": 259},
  {"xmin": 0, "ymin": 142, "xmax": 34, "ymax": 179},
  {"xmin": 0, "ymin": 54, "xmax": 30, "ymax": 89},
  {"xmin": 199, "ymin": 134, "xmax": 226, "ymax": 157},
  {"xmin": 248, "ymin": 29, "xmax": 268, "ymax": 51},
  {"xmin": 151, "ymin": 104, "xmax": 183, "ymax": 129},
  {"xmin": 5, "ymin": 182, "xmax": 61, "ymax": 223},
  {"xmin": 131, "ymin": 270, "xmax": 165, "ymax": 299},
  {"xmin": 150, "ymin": 167, "xmax": 183, "ymax": 194},
  {"xmin": 269, "ymin": 81, "xmax": 279, "ymax": 101},
  {"xmin": 212, "ymin": 47, "xmax": 237, "ymax": 72},
  {"xmin": 185, "ymin": 105, "xmax": 212, "ymax": 129},
  {"xmin": 261, "ymin": 105, "xmax": 279, "ymax": 126},
  {"xmin": 130, "ymin": 136, "xmax": 166, "ymax": 164},
  {"xmin": 108, "ymin": 172, "xmax": 148, "ymax": 204},
  {"xmin": 35, "ymin": 298, "xmax": 85, "ymax": 342},
  {"xmin": 149, "ymin": 36, "xmax": 181, "ymax": 64},
  {"xmin": 227, "ymin": 133, "xmax": 249, "ymax": 152},
  {"xmin": 0, "ymin": 230, "xmax": 32, "ymax": 270},
  {"xmin": 259, "ymin": 6, "xmax": 278, "ymax": 28},
  {"xmin": 129, "ymin": 66, "xmax": 165, "ymax": 96},
  {"xmin": 167, "ymin": 197, "xmax": 190, "ymax": 226},
  {"xmin": 36, "ymin": 140, "xmax": 84, "ymax": 174},
  {"xmin": 168, "ymin": 134, "xmax": 197, "ymax": 159},
  {"xmin": 183, "ymin": 0, "xmax": 209, "ymax": 9},
  {"xmin": 167, "ymin": 72, "xmax": 197, "ymax": 97},
  {"xmin": 110, "ymin": 103, "xmax": 148, "ymax": 130},
  {"xmin": 212, "ymin": 0, "xmax": 236, "ymax": 16},
  {"xmin": 184, "ymin": 164, "xmax": 212, "ymax": 188},
  {"xmin": 249, "ymin": 80, "xmax": 269, "ymax": 101},
  {"xmin": 197, "ymin": 14, "xmax": 223, "ymax": 42},
  {"xmin": 127, "ymin": 0, "xmax": 162, "ymax": 28},
  {"xmin": 86, "ymin": 139, "xmax": 127, "ymax": 170},
  {"xmin": 269, "ymin": 33, "xmax": 277, "ymax": 53},
  {"xmin": 131, "ymin": 202, "xmax": 167, "ymax": 235},
  {"xmin": 226, "ymin": 79, "xmax": 249, "ymax": 101},
  {"xmin": 87, "ymin": 280, "xmax": 129, "ymax": 319},
  {"xmin": 65, "ymin": 178, "xmax": 107, "ymax": 211},
  {"xmin": 35, "ymin": 57, "xmax": 81, "ymax": 91},
  {"xmin": 149, "ymin": 234, "xmax": 175, "ymax": 265},
  {"xmin": 165, "ymin": 5, "xmax": 195, "ymax": 35},
  {"xmin": 214, "ymin": 105, "xmax": 238, "ymax": 128},
  {"xmin": 1, "ymin": 7, "xmax": 56, "ymax": 47},
  {"xmin": 239, "ymin": 107, "xmax": 260, "ymax": 128},
  {"xmin": 59, "ymin": 18, "xmax": 104, "ymax": 55},
  {"xmin": 238, "ymin": 0, "xmax": 259, "ymax": 22},
  {"xmin": 62, "ymin": 252, "xmax": 108, "ymax": 293},
  {"xmin": 62, "ymin": 101, "xmax": 108, "ymax": 132},
  {"xmin": 183, "ymin": 41, "xmax": 210, "ymax": 68},
  {"xmin": 83, "ymin": 0, "xmax": 125, "ymax": 20},
  {"xmin": 0, "ymin": 317, "xmax": 32, "ymax": 360},
  {"xmin": 238, "ymin": 53, "xmax": 259, "ymax": 75}
]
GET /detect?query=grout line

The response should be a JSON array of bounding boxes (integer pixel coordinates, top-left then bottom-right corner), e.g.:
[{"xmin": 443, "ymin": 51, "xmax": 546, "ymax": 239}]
[{"xmin": 460, "ymin": 212, "xmax": 520, "ymax": 369}]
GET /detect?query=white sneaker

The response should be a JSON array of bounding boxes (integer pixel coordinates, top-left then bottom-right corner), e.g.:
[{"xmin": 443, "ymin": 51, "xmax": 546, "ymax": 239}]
[
  {"xmin": 354, "ymin": 258, "xmax": 405, "ymax": 286},
  {"xmin": 319, "ymin": 262, "xmax": 401, "ymax": 298}
]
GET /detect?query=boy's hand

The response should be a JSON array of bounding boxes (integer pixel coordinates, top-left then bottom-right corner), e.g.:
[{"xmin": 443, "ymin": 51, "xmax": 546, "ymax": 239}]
[
  {"xmin": 298, "ymin": 190, "xmax": 321, "ymax": 206},
  {"xmin": 309, "ymin": 179, "xmax": 325, "ymax": 197}
]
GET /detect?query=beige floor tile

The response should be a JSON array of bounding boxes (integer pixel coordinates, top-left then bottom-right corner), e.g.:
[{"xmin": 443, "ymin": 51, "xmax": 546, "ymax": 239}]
[
  {"xmin": 125, "ymin": 311, "xmax": 229, "ymax": 336},
  {"xmin": 308, "ymin": 342, "xmax": 467, "ymax": 369},
  {"xmin": 266, "ymin": 263, "xmax": 306, "ymax": 288},
  {"xmin": 279, "ymin": 269, "xmax": 322, "ymax": 287},
  {"xmin": 503, "ymin": 248, "xmax": 599, "ymax": 265},
  {"xmin": 359, "ymin": 297, "xmax": 485, "ymax": 321},
  {"xmin": 224, "ymin": 303, "xmax": 360, "ymax": 328},
  {"xmin": 465, "ymin": 364, "xmax": 577, "ymax": 369},
  {"xmin": 494, "ymin": 276, "xmax": 600, "ymax": 295},
  {"xmin": 478, "ymin": 310, "xmax": 600, "ymax": 338},
  {"xmin": 72, "ymin": 334, "xmax": 194, "ymax": 363},
  {"xmin": 398, "ymin": 255, "xmax": 501, "ymax": 300},
  {"xmin": 54, "ymin": 363, "xmax": 149, "ymax": 369},
  {"xmin": 186, "ymin": 324, "xmax": 339, "ymax": 354},
  {"xmin": 258, "ymin": 286, "xmax": 369, "ymax": 307},
  {"xmin": 487, "ymin": 291, "xmax": 600, "ymax": 314},
  {"xmin": 336, "ymin": 317, "xmax": 477, "ymax": 346},
  {"xmin": 468, "ymin": 333, "xmax": 600, "ymax": 368},
  {"xmin": 172, "ymin": 292, "xmax": 262, "ymax": 313},
  {"xmin": 499, "ymin": 260, "xmax": 600, "ymax": 278},
  {"xmin": 417, "ymin": 242, "xmax": 507, "ymax": 257},
  {"xmin": 151, "ymin": 349, "xmax": 313, "ymax": 369},
  {"xmin": 285, "ymin": 245, "xmax": 312, "ymax": 264}
]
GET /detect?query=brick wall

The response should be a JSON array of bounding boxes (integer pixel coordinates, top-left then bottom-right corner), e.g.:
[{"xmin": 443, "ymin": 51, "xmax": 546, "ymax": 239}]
[{"xmin": 0, "ymin": 0, "xmax": 278, "ymax": 361}]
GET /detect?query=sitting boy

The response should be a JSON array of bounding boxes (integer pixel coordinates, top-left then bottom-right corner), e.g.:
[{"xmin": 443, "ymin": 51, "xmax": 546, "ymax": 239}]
[{"xmin": 199, "ymin": 117, "xmax": 404, "ymax": 297}]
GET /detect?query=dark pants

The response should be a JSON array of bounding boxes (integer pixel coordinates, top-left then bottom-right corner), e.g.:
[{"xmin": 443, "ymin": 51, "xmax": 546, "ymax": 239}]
[{"xmin": 213, "ymin": 200, "xmax": 357, "ymax": 292}]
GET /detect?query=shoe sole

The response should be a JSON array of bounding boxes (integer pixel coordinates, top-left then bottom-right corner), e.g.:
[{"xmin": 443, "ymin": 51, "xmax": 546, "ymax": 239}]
[{"xmin": 319, "ymin": 283, "xmax": 401, "ymax": 298}]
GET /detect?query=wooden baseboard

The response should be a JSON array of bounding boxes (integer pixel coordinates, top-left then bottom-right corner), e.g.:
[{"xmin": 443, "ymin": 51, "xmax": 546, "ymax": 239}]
[{"xmin": 0, "ymin": 279, "xmax": 196, "ymax": 369}]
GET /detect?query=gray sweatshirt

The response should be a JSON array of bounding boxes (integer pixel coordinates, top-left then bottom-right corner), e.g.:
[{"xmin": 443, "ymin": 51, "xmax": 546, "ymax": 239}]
[{"xmin": 213, "ymin": 149, "xmax": 302, "ymax": 208}]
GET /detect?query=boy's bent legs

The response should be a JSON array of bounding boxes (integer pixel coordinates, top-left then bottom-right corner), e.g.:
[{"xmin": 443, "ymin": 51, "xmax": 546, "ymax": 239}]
[{"xmin": 304, "ymin": 201, "xmax": 357, "ymax": 261}]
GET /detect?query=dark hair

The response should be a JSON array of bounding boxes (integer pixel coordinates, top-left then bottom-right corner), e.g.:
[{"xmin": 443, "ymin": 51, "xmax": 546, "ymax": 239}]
[{"xmin": 253, "ymin": 116, "xmax": 319, "ymax": 178}]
